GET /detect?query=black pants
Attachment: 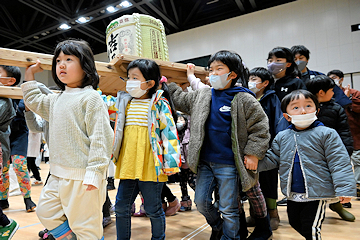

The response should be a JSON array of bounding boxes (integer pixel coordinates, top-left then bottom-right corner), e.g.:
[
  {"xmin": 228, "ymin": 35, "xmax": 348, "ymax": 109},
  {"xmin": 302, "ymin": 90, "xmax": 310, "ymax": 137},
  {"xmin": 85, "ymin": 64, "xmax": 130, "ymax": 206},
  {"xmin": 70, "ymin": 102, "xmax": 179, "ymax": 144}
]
[
  {"xmin": 258, "ymin": 168, "xmax": 278, "ymax": 199},
  {"xmin": 287, "ymin": 200, "xmax": 326, "ymax": 240},
  {"xmin": 161, "ymin": 184, "xmax": 176, "ymax": 203},
  {"xmin": 179, "ymin": 168, "xmax": 196, "ymax": 200},
  {"xmin": 0, "ymin": 208, "xmax": 10, "ymax": 227},
  {"xmin": 27, "ymin": 156, "xmax": 41, "ymax": 181},
  {"xmin": 103, "ymin": 192, "xmax": 112, "ymax": 218}
]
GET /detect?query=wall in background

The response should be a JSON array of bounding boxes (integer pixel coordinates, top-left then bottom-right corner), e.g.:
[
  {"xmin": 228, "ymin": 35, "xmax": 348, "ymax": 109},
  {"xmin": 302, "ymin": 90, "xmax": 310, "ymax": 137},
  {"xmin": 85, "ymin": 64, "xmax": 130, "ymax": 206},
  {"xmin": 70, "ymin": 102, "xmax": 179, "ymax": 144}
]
[{"xmin": 167, "ymin": 0, "xmax": 360, "ymax": 89}]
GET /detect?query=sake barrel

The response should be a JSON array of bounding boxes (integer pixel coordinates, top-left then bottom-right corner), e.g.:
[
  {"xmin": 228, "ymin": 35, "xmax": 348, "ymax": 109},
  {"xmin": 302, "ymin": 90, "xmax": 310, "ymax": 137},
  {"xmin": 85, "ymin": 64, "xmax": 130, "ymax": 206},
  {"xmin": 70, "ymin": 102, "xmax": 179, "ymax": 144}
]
[{"xmin": 106, "ymin": 13, "xmax": 169, "ymax": 62}]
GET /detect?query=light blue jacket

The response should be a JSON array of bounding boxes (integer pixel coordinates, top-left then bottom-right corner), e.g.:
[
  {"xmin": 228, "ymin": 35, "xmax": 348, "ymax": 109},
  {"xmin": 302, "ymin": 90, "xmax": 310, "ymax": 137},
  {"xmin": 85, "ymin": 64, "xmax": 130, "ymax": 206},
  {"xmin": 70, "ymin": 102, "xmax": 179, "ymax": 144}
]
[{"xmin": 258, "ymin": 123, "xmax": 356, "ymax": 199}]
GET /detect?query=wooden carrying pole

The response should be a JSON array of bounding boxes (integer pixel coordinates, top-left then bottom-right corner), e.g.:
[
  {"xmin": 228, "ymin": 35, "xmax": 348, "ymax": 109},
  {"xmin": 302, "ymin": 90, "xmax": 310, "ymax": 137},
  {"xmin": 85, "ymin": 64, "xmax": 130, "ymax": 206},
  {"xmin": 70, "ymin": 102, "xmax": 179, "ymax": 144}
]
[{"xmin": 0, "ymin": 47, "xmax": 208, "ymax": 99}]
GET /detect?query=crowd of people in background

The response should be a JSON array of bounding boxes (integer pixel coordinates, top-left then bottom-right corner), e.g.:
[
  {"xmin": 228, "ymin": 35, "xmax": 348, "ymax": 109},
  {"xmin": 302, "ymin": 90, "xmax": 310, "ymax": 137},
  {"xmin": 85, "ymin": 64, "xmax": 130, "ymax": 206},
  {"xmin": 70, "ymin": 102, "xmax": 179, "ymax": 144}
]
[{"xmin": 0, "ymin": 39, "xmax": 359, "ymax": 240}]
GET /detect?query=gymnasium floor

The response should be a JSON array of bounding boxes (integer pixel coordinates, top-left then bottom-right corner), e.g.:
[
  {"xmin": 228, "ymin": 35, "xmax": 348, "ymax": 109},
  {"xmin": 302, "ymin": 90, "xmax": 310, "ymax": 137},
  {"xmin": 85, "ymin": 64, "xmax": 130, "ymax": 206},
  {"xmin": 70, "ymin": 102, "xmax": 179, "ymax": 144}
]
[{"xmin": 6, "ymin": 162, "xmax": 360, "ymax": 239}]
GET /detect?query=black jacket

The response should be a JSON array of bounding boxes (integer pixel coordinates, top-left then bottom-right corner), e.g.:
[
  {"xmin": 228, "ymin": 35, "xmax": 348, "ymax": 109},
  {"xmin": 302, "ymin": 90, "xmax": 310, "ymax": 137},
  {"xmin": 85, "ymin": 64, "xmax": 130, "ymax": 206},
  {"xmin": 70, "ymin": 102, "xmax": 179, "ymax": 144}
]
[
  {"xmin": 272, "ymin": 75, "xmax": 307, "ymax": 101},
  {"xmin": 317, "ymin": 99, "xmax": 353, "ymax": 156},
  {"xmin": 259, "ymin": 90, "xmax": 289, "ymax": 144}
]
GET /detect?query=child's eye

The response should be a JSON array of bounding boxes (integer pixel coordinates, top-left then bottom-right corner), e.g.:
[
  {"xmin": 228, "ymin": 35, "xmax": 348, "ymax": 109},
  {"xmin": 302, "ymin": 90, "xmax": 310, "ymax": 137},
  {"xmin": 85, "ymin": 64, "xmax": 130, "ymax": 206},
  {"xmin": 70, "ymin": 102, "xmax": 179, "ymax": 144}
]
[
  {"xmin": 56, "ymin": 59, "xmax": 60, "ymax": 63},
  {"xmin": 306, "ymin": 105, "xmax": 312, "ymax": 107},
  {"xmin": 67, "ymin": 58, "xmax": 72, "ymax": 61},
  {"xmin": 293, "ymin": 106, "xmax": 298, "ymax": 110}
]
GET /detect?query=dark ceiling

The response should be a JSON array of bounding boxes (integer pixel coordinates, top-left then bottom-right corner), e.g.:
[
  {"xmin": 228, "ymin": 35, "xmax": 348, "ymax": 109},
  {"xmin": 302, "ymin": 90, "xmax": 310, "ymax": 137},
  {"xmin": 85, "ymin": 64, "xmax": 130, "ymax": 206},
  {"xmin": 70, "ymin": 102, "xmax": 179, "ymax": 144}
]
[{"xmin": 0, "ymin": 0, "xmax": 295, "ymax": 56}]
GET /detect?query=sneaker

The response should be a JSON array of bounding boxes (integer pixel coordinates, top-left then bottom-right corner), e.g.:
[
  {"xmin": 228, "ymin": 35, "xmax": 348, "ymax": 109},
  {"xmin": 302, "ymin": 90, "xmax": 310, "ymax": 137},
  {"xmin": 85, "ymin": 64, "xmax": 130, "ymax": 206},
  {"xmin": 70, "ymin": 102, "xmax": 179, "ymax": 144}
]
[
  {"xmin": 0, "ymin": 200, "xmax": 9, "ymax": 210},
  {"xmin": 110, "ymin": 204, "xmax": 115, "ymax": 215},
  {"xmin": 277, "ymin": 197, "xmax": 287, "ymax": 206},
  {"xmin": 24, "ymin": 197, "xmax": 36, "ymax": 212},
  {"xmin": 0, "ymin": 219, "xmax": 19, "ymax": 240},
  {"xmin": 342, "ymin": 202, "xmax": 352, "ymax": 208},
  {"xmin": 107, "ymin": 177, "xmax": 115, "ymax": 191},
  {"xmin": 102, "ymin": 216, "xmax": 112, "ymax": 228},
  {"xmin": 133, "ymin": 204, "xmax": 146, "ymax": 217},
  {"xmin": 32, "ymin": 180, "xmax": 43, "ymax": 186},
  {"xmin": 39, "ymin": 229, "xmax": 55, "ymax": 240},
  {"xmin": 179, "ymin": 199, "xmax": 192, "ymax": 212}
]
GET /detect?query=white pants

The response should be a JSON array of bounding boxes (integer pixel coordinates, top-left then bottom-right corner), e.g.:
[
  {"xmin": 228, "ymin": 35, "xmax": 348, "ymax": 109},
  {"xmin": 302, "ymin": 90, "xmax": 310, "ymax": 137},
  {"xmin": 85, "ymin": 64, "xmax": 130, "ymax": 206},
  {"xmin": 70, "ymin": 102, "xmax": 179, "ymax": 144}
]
[{"xmin": 36, "ymin": 175, "xmax": 106, "ymax": 240}]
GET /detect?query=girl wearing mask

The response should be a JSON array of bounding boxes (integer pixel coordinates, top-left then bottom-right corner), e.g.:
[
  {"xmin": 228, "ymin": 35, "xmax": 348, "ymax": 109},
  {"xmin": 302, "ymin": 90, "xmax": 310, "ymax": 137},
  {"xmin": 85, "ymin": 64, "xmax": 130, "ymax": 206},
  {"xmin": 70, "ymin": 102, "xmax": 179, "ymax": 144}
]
[
  {"xmin": 112, "ymin": 59, "xmax": 181, "ymax": 240},
  {"xmin": 267, "ymin": 47, "xmax": 306, "ymax": 101}
]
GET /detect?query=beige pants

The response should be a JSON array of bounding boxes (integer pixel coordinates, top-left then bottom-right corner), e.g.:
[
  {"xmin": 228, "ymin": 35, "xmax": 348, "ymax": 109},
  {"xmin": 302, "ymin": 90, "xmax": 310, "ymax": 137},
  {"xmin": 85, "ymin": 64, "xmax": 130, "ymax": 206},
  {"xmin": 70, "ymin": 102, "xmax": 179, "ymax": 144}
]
[{"xmin": 36, "ymin": 175, "xmax": 106, "ymax": 240}]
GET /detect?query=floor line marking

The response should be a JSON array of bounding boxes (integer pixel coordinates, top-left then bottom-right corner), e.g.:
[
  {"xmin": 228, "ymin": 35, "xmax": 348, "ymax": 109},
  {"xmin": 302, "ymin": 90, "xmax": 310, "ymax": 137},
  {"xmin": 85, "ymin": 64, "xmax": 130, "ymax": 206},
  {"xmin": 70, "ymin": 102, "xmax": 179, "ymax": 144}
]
[
  {"xmin": 181, "ymin": 223, "xmax": 208, "ymax": 240},
  {"xmin": 19, "ymin": 222, "xmax": 41, "ymax": 229},
  {"xmin": 189, "ymin": 224, "xmax": 210, "ymax": 239}
]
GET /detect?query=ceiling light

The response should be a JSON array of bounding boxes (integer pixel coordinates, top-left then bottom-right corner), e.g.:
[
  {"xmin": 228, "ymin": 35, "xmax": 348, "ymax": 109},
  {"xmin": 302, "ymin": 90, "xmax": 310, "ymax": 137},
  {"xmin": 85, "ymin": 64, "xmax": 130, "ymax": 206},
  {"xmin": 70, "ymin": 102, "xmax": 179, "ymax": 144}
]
[
  {"xmin": 120, "ymin": 1, "xmax": 132, "ymax": 8},
  {"xmin": 33, "ymin": 36, "xmax": 39, "ymax": 39},
  {"xmin": 41, "ymin": 32, "xmax": 47, "ymax": 36},
  {"xmin": 106, "ymin": 6, "xmax": 117, "ymax": 13},
  {"xmin": 58, "ymin": 23, "xmax": 71, "ymax": 30},
  {"xmin": 75, "ymin": 16, "xmax": 92, "ymax": 24}
]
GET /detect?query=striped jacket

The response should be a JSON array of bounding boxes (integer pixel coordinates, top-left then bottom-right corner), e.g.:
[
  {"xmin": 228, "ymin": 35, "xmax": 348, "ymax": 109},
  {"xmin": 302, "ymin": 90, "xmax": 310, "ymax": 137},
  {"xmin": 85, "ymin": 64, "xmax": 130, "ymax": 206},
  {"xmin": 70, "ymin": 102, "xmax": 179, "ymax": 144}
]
[{"xmin": 112, "ymin": 90, "xmax": 181, "ymax": 176}]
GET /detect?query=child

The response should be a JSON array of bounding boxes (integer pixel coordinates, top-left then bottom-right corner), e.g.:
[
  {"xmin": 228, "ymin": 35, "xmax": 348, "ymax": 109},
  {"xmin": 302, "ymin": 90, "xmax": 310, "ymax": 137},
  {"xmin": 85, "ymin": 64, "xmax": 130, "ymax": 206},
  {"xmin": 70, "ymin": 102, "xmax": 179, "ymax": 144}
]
[
  {"xmin": 112, "ymin": 59, "xmax": 181, "ymax": 240},
  {"xmin": 169, "ymin": 50, "xmax": 270, "ymax": 239},
  {"xmin": 0, "ymin": 65, "xmax": 37, "ymax": 212},
  {"xmin": 306, "ymin": 75, "xmax": 355, "ymax": 221},
  {"xmin": 267, "ymin": 47, "xmax": 306, "ymax": 101},
  {"xmin": 0, "ymin": 76, "xmax": 19, "ymax": 239},
  {"xmin": 0, "ymin": 143, "xmax": 19, "ymax": 240},
  {"xmin": 257, "ymin": 89, "xmax": 356, "ymax": 240},
  {"xmin": 291, "ymin": 45, "xmax": 351, "ymax": 108},
  {"xmin": 176, "ymin": 111, "xmax": 196, "ymax": 212},
  {"xmin": 328, "ymin": 69, "xmax": 360, "ymax": 197},
  {"xmin": 246, "ymin": 67, "xmax": 289, "ymax": 231},
  {"xmin": 27, "ymin": 131, "xmax": 43, "ymax": 186},
  {"xmin": 21, "ymin": 39, "xmax": 114, "ymax": 240}
]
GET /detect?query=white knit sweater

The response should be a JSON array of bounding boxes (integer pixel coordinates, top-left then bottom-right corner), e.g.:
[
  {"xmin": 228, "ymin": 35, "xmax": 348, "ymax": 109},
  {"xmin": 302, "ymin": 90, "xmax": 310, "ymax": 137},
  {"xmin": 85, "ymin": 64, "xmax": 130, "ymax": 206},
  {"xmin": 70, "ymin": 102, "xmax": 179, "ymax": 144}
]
[{"xmin": 21, "ymin": 81, "xmax": 114, "ymax": 188}]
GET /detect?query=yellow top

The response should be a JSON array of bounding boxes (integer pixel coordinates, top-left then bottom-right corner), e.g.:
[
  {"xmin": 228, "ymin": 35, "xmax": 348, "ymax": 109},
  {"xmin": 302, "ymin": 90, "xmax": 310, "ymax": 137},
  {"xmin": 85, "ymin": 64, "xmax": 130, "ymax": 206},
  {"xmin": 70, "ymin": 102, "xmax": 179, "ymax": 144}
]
[{"xmin": 115, "ymin": 99, "xmax": 167, "ymax": 182}]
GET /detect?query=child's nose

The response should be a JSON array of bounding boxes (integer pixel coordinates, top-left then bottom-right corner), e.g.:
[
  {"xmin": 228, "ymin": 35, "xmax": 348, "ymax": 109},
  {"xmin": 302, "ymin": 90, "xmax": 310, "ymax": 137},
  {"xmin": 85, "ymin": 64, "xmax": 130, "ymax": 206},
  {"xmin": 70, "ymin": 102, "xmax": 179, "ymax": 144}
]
[{"xmin": 300, "ymin": 107, "xmax": 307, "ymax": 114}]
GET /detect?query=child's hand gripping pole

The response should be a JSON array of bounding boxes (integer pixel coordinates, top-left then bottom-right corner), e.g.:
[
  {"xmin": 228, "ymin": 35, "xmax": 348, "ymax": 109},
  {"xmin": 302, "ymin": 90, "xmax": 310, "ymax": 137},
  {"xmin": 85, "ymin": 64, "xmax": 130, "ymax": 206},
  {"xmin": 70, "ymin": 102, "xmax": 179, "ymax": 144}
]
[{"xmin": 25, "ymin": 59, "xmax": 43, "ymax": 81}]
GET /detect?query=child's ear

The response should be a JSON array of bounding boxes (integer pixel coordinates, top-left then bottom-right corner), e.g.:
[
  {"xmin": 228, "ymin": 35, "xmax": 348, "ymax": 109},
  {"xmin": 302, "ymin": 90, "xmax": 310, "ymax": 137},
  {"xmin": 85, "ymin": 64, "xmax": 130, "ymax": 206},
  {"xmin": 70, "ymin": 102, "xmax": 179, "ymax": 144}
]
[
  {"xmin": 4, "ymin": 77, "xmax": 16, "ymax": 86},
  {"xmin": 318, "ymin": 90, "xmax": 325, "ymax": 97},
  {"xmin": 286, "ymin": 62, "xmax": 292, "ymax": 68},
  {"xmin": 147, "ymin": 80, "xmax": 156, "ymax": 89},
  {"xmin": 263, "ymin": 80, "xmax": 269, "ymax": 87},
  {"xmin": 283, "ymin": 113, "xmax": 291, "ymax": 122},
  {"xmin": 229, "ymin": 71, "xmax": 237, "ymax": 80}
]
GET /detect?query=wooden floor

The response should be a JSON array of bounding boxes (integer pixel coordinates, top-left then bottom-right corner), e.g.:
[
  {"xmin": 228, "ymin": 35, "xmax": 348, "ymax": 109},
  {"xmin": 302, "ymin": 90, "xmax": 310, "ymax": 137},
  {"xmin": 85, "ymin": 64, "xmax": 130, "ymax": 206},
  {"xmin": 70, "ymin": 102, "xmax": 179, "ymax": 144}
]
[{"xmin": 6, "ymin": 162, "xmax": 360, "ymax": 239}]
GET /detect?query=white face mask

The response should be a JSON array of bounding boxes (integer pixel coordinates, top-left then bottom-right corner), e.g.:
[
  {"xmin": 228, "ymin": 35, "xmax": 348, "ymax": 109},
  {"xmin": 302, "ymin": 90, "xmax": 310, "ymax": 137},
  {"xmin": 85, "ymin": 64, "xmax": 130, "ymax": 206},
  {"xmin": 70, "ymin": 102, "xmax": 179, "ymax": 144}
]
[
  {"xmin": 248, "ymin": 82, "xmax": 263, "ymax": 94},
  {"xmin": 209, "ymin": 72, "xmax": 231, "ymax": 90},
  {"xmin": 334, "ymin": 79, "xmax": 340, "ymax": 86},
  {"xmin": 176, "ymin": 122, "xmax": 185, "ymax": 131},
  {"xmin": 287, "ymin": 112, "xmax": 317, "ymax": 128},
  {"xmin": 126, "ymin": 80, "xmax": 148, "ymax": 98}
]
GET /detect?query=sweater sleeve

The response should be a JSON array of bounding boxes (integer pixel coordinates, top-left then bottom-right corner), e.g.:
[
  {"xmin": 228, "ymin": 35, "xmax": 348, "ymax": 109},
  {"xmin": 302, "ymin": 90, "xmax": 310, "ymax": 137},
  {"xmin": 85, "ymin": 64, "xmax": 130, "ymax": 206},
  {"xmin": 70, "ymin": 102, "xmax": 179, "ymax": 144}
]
[
  {"xmin": 158, "ymin": 99, "xmax": 181, "ymax": 174},
  {"xmin": 188, "ymin": 74, "xmax": 210, "ymax": 90},
  {"xmin": 83, "ymin": 98, "xmax": 114, "ymax": 188},
  {"xmin": 323, "ymin": 129, "xmax": 356, "ymax": 197},
  {"xmin": 24, "ymin": 111, "xmax": 45, "ymax": 133},
  {"xmin": 21, "ymin": 81, "xmax": 51, "ymax": 121}
]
